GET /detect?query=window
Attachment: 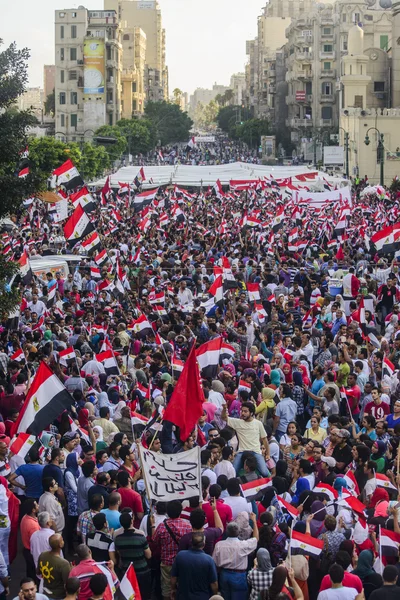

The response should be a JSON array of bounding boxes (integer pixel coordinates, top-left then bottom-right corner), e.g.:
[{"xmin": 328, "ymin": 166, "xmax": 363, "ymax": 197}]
[
  {"xmin": 132, "ymin": 82, "xmax": 137, "ymax": 93},
  {"xmin": 70, "ymin": 92, "xmax": 77, "ymax": 104},
  {"xmin": 60, "ymin": 48, "xmax": 65, "ymax": 61},
  {"xmin": 380, "ymin": 35, "xmax": 389, "ymax": 50},
  {"xmin": 321, "ymin": 106, "xmax": 332, "ymax": 119},
  {"xmin": 60, "ymin": 114, "xmax": 65, "ymax": 126},
  {"xmin": 342, "ymin": 38, "xmax": 348, "ymax": 51},
  {"xmin": 59, "ymin": 11, "xmax": 65, "ymax": 17},
  {"xmin": 323, "ymin": 28, "xmax": 331, "ymax": 35},
  {"xmin": 322, "ymin": 82, "xmax": 332, "ymax": 95},
  {"xmin": 71, "ymin": 11, "xmax": 77, "ymax": 17},
  {"xmin": 70, "ymin": 114, "xmax": 77, "ymax": 127},
  {"xmin": 323, "ymin": 62, "xmax": 331, "ymax": 70},
  {"xmin": 60, "ymin": 25, "xmax": 64, "ymax": 39},
  {"xmin": 70, "ymin": 47, "xmax": 77, "ymax": 60},
  {"xmin": 305, "ymin": 82, "xmax": 312, "ymax": 94},
  {"xmin": 59, "ymin": 92, "xmax": 66, "ymax": 104},
  {"xmin": 123, "ymin": 34, "xmax": 130, "ymax": 40},
  {"xmin": 71, "ymin": 25, "xmax": 77, "ymax": 39},
  {"xmin": 323, "ymin": 45, "xmax": 333, "ymax": 52},
  {"xmin": 109, "ymin": 113, "xmax": 113, "ymax": 126},
  {"xmin": 60, "ymin": 70, "xmax": 65, "ymax": 83},
  {"xmin": 374, "ymin": 81, "xmax": 385, "ymax": 92},
  {"xmin": 364, "ymin": 14, "xmax": 373, "ymax": 21},
  {"xmin": 342, "ymin": 13, "xmax": 346, "ymax": 22},
  {"xmin": 132, "ymin": 99, "xmax": 137, "ymax": 111},
  {"xmin": 107, "ymin": 46, "xmax": 112, "ymax": 60},
  {"xmin": 354, "ymin": 95, "xmax": 363, "ymax": 108},
  {"xmin": 353, "ymin": 12, "xmax": 361, "ymax": 23},
  {"xmin": 69, "ymin": 70, "xmax": 77, "ymax": 80}
]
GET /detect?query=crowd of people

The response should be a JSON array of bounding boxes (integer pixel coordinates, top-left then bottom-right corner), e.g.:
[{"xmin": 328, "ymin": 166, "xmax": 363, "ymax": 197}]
[{"xmin": 0, "ymin": 146, "xmax": 400, "ymax": 600}]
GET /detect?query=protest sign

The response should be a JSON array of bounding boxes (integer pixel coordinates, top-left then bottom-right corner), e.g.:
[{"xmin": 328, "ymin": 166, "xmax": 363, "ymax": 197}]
[{"xmin": 139, "ymin": 445, "xmax": 201, "ymax": 502}]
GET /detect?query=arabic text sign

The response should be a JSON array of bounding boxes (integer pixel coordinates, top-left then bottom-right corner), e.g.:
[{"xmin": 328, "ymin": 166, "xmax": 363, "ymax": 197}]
[{"xmin": 139, "ymin": 446, "xmax": 201, "ymax": 502}]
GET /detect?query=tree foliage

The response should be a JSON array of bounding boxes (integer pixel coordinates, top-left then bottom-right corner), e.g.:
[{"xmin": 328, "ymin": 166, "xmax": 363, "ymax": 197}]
[
  {"xmin": 232, "ymin": 118, "xmax": 270, "ymax": 148},
  {"xmin": 93, "ymin": 125, "xmax": 127, "ymax": 161},
  {"xmin": 44, "ymin": 89, "xmax": 55, "ymax": 116},
  {"xmin": 193, "ymin": 100, "xmax": 219, "ymax": 129},
  {"xmin": 116, "ymin": 118, "xmax": 157, "ymax": 155},
  {"xmin": 144, "ymin": 101, "xmax": 193, "ymax": 145},
  {"xmin": 216, "ymin": 105, "xmax": 252, "ymax": 137}
]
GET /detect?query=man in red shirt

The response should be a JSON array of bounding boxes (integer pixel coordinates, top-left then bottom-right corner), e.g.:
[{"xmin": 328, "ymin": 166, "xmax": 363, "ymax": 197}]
[
  {"xmin": 364, "ymin": 387, "xmax": 390, "ymax": 421},
  {"xmin": 319, "ymin": 551, "xmax": 362, "ymax": 594},
  {"xmin": 345, "ymin": 374, "xmax": 361, "ymax": 422},
  {"xmin": 202, "ymin": 483, "xmax": 232, "ymax": 530},
  {"xmin": 116, "ymin": 470, "xmax": 143, "ymax": 527},
  {"xmin": 20, "ymin": 499, "xmax": 40, "ymax": 581},
  {"xmin": 69, "ymin": 544, "xmax": 118, "ymax": 600}
]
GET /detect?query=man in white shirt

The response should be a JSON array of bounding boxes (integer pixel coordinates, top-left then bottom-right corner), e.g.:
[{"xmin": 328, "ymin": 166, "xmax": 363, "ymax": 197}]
[
  {"xmin": 214, "ymin": 446, "xmax": 236, "ymax": 480},
  {"xmin": 28, "ymin": 294, "xmax": 47, "ymax": 317},
  {"xmin": 30, "ymin": 512, "xmax": 56, "ymax": 567},
  {"xmin": 317, "ymin": 564, "xmax": 362, "ymax": 600},
  {"xmin": 177, "ymin": 281, "xmax": 193, "ymax": 306},
  {"xmin": 81, "ymin": 356, "xmax": 105, "ymax": 376},
  {"xmin": 222, "ymin": 478, "xmax": 252, "ymax": 518},
  {"xmin": 201, "ymin": 449, "xmax": 217, "ymax": 485}
]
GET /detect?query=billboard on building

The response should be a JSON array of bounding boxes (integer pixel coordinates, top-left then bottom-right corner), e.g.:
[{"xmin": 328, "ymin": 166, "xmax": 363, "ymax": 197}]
[
  {"xmin": 324, "ymin": 146, "xmax": 344, "ymax": 166},
  {"xmin": 83, "ymin": 39, "xmax": 105, "ymax": 97}
]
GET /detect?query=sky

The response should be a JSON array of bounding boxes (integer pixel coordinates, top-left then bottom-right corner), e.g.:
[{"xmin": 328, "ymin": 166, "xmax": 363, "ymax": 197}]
[{"xmin": 1, "ymin": 0, "xmax": 264, "ymax": 96}]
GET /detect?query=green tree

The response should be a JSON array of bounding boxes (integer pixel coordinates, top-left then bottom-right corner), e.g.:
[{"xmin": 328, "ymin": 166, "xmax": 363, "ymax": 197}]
[
  {"xmin": 0, "ymin": 40, "xmax": 45, "ymax": 315},
  {"xmin": 93, "ymin": 125, "xmax": 127, "ymax": 161},
  {"xmin": 223, "ymin": 89, "xmax": 234, "ymax": 106},
  {"xmin": 235, "ymin": 118, "xmax": 270, "ymax": 148},
  {"xmin": 28, "ymin": 137, "xmax": 81, "ymax": 182},
  {"xmin": 144, "ymin": 101, "xmax": 193, "ymax": 145},
  {"xmin": 116, "ymin": 118, "xmax": 156, "ymax": 155},
  {"xmin": 44, "ymin": 89, "xmax": 55, "ymax": 116},
  {"xmin": 79, "ymin": 142, "xmax": 110, "ymax": 181},
  {"xmin": 216, "ymin": 105, "xmax": 251, "ymax": 136},
  {"xmin": 172, "ymin": 88, "xmax": 183, "ymax": 106}
]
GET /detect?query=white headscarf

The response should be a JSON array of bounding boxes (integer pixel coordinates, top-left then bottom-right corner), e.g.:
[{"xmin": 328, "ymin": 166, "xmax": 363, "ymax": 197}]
[
  {"xmin": 113, "ymin": 400, "xmax": 127, "ymax": 421},
  {"xmin": 93, "ymin": 425, "xmax": 104, "ymax": 442}
]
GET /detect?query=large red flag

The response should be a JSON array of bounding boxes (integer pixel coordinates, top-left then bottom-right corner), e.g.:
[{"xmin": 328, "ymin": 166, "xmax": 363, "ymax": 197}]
[{"xmin": 163, "ymin": 342, "xmax": 205, "ymax": 441}]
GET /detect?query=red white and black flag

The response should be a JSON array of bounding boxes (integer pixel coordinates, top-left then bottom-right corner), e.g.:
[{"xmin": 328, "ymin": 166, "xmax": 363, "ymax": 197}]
[
  {"xmin": 96, "ymin": 350, "xmax": 119, "ymax": 376},
  {"xmin": 18, "ymin": 251, "xmax": 33, "ymax": 285},
  {"xmin": 81, "ymin": 231, "xmax": 102, "ymax": 255},
  {"xmin": 70, "ymin": 187, "xmax": 97, "ymax": 213},
  {"xmin": 11, "ymin": 362, "xmax": 74, "ymax": 437},
  {"xmin": 195, "ymin": 337, "xmax": 222, "ymax": 379},
  {"xmin": 63, "ymin": 204, "xmax": 95, "ymax": 249},
  {"xmin": 52, "ymin": 159, "xmax": 83, "ymax": 191}
]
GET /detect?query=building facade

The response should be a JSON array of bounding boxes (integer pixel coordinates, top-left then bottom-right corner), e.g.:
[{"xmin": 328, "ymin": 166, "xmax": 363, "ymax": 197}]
[
  {"xmin": 121, "ymin": 26, "xmax": 147, "ymax": 118},
  {"xmin": 229, "ymin": 73, "xmax": 246, "ymax": 106},
  {"xmin": 17, "ymin": 87, "xmax": 44, "ymax": 117},
  {"xmin": 43, "ymin": 65, "xmax": 56, "ymax": 100},
  {"xmin": 104, "ymin": 0, "xmax": 168, "ymax": 102},
  {"xmin": 188, "ymin": 84, "xmax": 229, "ymax": 116},
  {"xmin": 54, "ymin": 7, "xmax": 122, "ymax": 142}
]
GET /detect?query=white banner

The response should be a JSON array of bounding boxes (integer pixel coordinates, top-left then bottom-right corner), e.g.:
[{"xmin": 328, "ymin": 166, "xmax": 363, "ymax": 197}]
[
  {"xmin": 139, "ymin": 446, "xmax": 201, "ymax": 502},
  {"xmin": 293, "ymin": 186, "xmax": 352, "ymax": 208},
  {"xmin": 52, "ymin": 199, "xmax": 68, "ymax": 223}
]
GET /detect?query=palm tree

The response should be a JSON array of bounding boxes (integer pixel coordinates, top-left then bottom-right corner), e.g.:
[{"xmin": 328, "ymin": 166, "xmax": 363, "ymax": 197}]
[{"xmin": 172, "ymin": 88, "xmax": 183, "ymax": 105}]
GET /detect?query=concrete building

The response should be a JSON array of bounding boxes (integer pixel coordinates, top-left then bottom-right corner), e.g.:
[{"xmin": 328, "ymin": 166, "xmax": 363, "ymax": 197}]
[
  {"xmin": 229, "ymin": 73, "xmax": 246, "ymax": 105},
  {"xmin": 104, "ymin": 0, "xmax": 168, "ymax": 102},
  {"xmin": 189, "ymin": 84, "xmax": 229, "ymax": 116},
  {"xmin": 121, "ymin": 26, "xmax": 147, "ymax": 118},
  {"xmin": 17, "ymin": 87, "xmax": 44, "ymax": 116},
  {"xmin": 43, "ymin": 65, "xmax": 56, "ymax": 100},
  {"xmin": 54, "ymin": 7, "xmax": 122, "ymax": 142}
]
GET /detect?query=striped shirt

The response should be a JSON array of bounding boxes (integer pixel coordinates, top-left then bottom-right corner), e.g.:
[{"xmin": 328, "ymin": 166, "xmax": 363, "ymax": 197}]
[{"xmin": 111, "ymin": 529, "xmax": 149, "ymax": 574}]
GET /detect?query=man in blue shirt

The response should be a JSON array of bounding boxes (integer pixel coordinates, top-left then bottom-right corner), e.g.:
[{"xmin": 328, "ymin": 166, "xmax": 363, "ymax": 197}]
[
  {"xmin": 331, "ymin": 309, "xmax": 347, "ymax": 336},
  {"xmin": 9, "ymin": 448, "xmax": 44, "ymax": 500},
  {"xmin": 171, "ymin": 532, "xmax": 218, "ymax": 600}
]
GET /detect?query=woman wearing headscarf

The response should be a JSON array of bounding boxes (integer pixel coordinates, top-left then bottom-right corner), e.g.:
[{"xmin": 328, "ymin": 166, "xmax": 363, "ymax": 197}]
[
  {"xmin": 247, "ymin": 548, "xmax": 274, "ymax": 600},
  {"xmin": 308, "ymin": 500, "xmax": 327, "ymax": 537},
  {"xmin": 112, "ymin": 400, "xmax": 127, "ymax": 421},
  {"xmin": 272, "ymin": 460, "xmax": 290, "ymax": 494},
  {"xmin": 113, "ymin": 405, "xmax": 134, "ymax": 443},
  {"xmin": 255, "ymin": 388, "xmax": 275, "ymax": 421},
  {"xmin": 292, "ymin": 476, "xmax": 310, "ymax": 506},
  {"xmin": 292, "ymin": 371, "xmax": 307, "ymax": 430},
  {"xmin": 78, "ymin": 408, "xmax": 89, "ymax": 429},
  {"xmin": 269, "ymin": 369, "xmax": 281, "ymax": 391},
  {"xmin": 370, "ymin": 440, "xmax": 386, "ymax": 473},
  {"xmin": 64, "ymin": 452, "xmax": 81, "ymax": 554},
  {"xmin": 234, "ymin": 511, "xmax": 252, "ymax": 540},
  {"xmin": 93, "ymin": 426, "xmax": 107, "ymax": 452},
  {"xmin": 291, "ymin": 522, "xmax": 309, "ymax": 600},
  {"xmin": 351, "ymin": 549, "xmax": 383, "ymax": 599}
]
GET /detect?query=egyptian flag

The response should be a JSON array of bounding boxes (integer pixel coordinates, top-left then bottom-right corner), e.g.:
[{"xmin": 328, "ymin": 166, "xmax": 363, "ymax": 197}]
[
  {"xmin": 152, "ymin": 305, "xmax": 167, "ymax": 317},
  {"xmin": 90, "ymin": 266, "xmax": 101, "ymax": 280},
  {"xmin": 132, "ymin": 314, "xmax": 153, "ymax": 338},
  {"xmin": 288, "ymin": 227, "xmax": 298, "ymax": 243},
  {"xmin": 96, "ymin": 350, "xmax": 119, "ymax": 375},
  {"xmin": 208, "ymin": 275, "xmax": 223, "ymax": 303},
  {"xmin": 343, "ymin": 470, "xmax": 360, "ymax": 496},
  {"xmin": 10, "ymin": 349, "xmax": 25, "ymax": 363},
  {"xmin": 119, "ymin": 563, "xmax": 142, "ymax": 600},
  {"xmin": 95, "ymin": 249, "xmax": 109, "ymax": 267},
  {"xmin": 352, "ymin": 297, "xmax": 366, "ymax": 332},
  {"xmin": 149, "ymin": 291, "xmax": 165, "ymax": 305},
  {"xmin": 63, "ymin": 204, "xmax": 94, "ymax": 249},
  {"xmin": 241, "ymin": 477, "xmax": 272, "ymax": 500},
  {"xmin": 276, "ymin": 495, "xmax": 299, "ymax": 519},
  {"xmin": 313, "ymin": 482, "xmax": 338, "ymax": 502},
  {"xmin": 172, "ymin": 355, "xmax": 184, "ymax": 379},
  {"xmin": 70, "ymin": 187, "xmax": 96, "ymax": 213},
  {"xmin": 291, "ymin": 531, "xmax": 324, "ymax": 558},
  {"xmin": 18, "ymin": 252, "xmax": 33, "ymax": 285},
  {"xmin": 134, "ymin": 167, "xmax": 146, "ymax": 189},
  {"xmin": 196, "ymin": 337, "xmax": 222, "ymax": 379},
  {"xmin": 52, "ymin": 159, "xmax": 83, "ymax": 191},
  {"xmin": 238, "ymin": 379, "xmax": 251, "ymax": 393},
  {"xmin": 247, "ymin": 283, "xmax": 261, "ymax": 302},
  {"xmin": 288, "ymin": 240, "xmax": 307, "ymax": 253},
  {"xmin": 9, "ymin": 433, "xmax": 37, "ymax": 459},
  {"xmin": 59, "ymin": 347, "xmax": 76, "ymax": 366},
  {"xmin": 375, "ymin": 473, "xmax": 397, "ymax": 491},
  {"xmin": 98, "ymin": 279, "xmax": 115, "ymax": 293},
  {"xmin": 18, "ymin": 167, "xmax": 29, "ymax": 178},
  {"xmin": 334, "ymin": 217, "xmax": 347, "ymax": 239},
  {"xmin": 340, "ymin": 495, "xmax": 367, "ymax": 517},
  {"xmin": 47, "ymin": 281, "xmax": 57, "ymax": 308},
  {"xmin": 82, "ymin": 231, "xmax": 101, "ymax": 255},
  {"xmin": 221, "ymin": 257, "xmax": 238, "ymax": 290},
  {"xmin": 136, "ymin": 383, "xmax": 150, "ymax": 401},
  {"xmin": 133, "ymin": 188, "xmax": 158, "ymax": 212},
  {"xmin": 383, "ymin": 357, "xmax": 395, "ymax": 378},
  {"xmin": 221, "ymin": 342, "xmax": 236, "ymax": 362},
  {"xmin": 187, "ymin": 136, "xmax": 196, "ymax": 150},
  {"xmin": 272, "ymin": 207, "xmax": 285, "ymax": 233},
  {"xmin": 213, "ymin": 179, "xmax": 223, "ymax": 198},
  {"xmin": 11, "ymin": 362, "xmax": 74, "ymax": 436},
  {"xmin": 380, "ymin": 528, "xmax": 400, "ymax": 557},
  {"xmin": 371, "ymin": 224, "xmax": 400, "ymax": 254}
]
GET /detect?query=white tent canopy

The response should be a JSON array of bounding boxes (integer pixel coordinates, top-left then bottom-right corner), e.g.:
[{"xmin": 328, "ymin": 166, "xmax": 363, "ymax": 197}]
[{"xmin": 90, "ymin": 162, "xmax": 346, "ymax": 189}]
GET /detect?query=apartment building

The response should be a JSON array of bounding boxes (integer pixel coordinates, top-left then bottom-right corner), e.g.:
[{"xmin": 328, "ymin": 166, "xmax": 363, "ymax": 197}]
[
  {"xmin": 229, "ymin": 73, "xmax": 246, "ymax": 106},
  {"xmin": 55, "ymin": 7, "xmax": 122, "ymax": 142},
  {"xmin": 188, "ymin": 84, "xmax": 230, "ymax": 116},
  {"xmin": 17, "ymin": 87, "xmax": 44, "ymax": 116},
  {"xmin": 105, "ymin": 0, "xmax": 168, "ymax": 102},
  {"xmin": 121, "ymin": 27, "xmax": 147, "ymax": 118},
  {"xmin": 43, "ymin": 66, "xmax": 56, "ymax": 100}
]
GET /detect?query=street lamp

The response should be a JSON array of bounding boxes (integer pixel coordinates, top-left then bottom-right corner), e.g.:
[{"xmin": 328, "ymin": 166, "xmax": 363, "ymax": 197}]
[
  {"xmin": 364, "ymin": 127, "xmax": 384, "ymax": 186},
  {"xmin": 338, "ymin": 127, "xmax": 349, "ymax": 179}
]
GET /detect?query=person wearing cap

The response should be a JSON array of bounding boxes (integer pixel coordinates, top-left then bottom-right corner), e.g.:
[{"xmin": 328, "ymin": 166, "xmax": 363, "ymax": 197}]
[
  {"xmin": 332, "ymin": 429, "xmax": 352, "ymax": 473},
  {"xmin": 320, "ymin": 456, "xmax": 337, "ymax": 485}
]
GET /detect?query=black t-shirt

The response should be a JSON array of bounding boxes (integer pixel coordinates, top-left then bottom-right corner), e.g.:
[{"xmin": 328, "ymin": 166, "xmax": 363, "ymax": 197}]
[
  {"xmin": 369, "ymin": 584, "xmax": 398, "ymax": 600},
  {"xmin": 332, "ymin": 443, "xmax": 353, "ymax": 470}
]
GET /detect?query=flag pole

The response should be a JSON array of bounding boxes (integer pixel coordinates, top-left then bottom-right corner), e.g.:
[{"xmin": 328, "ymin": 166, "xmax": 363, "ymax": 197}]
[
  {"xmin": 137, "ymin": 442, "xmax": 154, "ymax": 517},
  {"xmin": 379, "ymin": 525, "xmax": 383, "ymax": 575},
  {"xmin": 148, "ymin": 416, "xmax": 163, "ymax": 450}
]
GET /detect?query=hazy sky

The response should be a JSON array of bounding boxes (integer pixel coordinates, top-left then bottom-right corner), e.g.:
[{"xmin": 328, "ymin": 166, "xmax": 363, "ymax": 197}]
[{"xmin": 1, "ymin": 0, "xmax": 264, "ymax": 96}]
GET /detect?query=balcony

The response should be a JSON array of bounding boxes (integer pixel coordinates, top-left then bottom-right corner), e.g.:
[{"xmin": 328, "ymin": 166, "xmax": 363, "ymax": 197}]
[
  {"xmin": 321, "ymin": 93, "xmax": 334, "ymax": 102},
  {"xmin": 321, "ymin": 16, "xmax": 334, "ymax": 25},
  {"xmin": 268, "ymin": 85, "xmax": 276, "ymax": 93},
  {"xmin": 296, "ymin": 50, "xmax": 313, "ymax": 61},
  {"xmin": 320, "ymin": 51, "xmax": 335, "ymax": 60},
  {"xmin": 268, "ymin": 68, "xmax": 276, "ymax": 77},
  {"xmin": 320, "ymin": 119, "xmax": 333, "ymax": 127},
  {"xmin": 286, "ymin": 118, "xmax": 313, "ymax": 128},
  {"xmin": 321, "ymin": 32, "xmax": 334, "ymax": 40},
  {"xmin": 320, "ymin": 69, "xmax": 336, "ymax": 78},
  {"xmin": 296, "ymin": 34, "xmax": 313, "ymax": 44},
  {"xmin": 298, "ymin": 69, "xmax": 313, "ymax": 79}
]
